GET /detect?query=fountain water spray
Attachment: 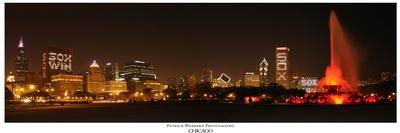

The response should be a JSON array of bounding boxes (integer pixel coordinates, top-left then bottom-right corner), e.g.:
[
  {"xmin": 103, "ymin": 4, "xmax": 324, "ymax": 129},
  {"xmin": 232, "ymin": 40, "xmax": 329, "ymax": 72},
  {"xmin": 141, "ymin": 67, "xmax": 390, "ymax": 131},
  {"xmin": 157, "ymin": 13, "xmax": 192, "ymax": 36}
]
[{"xmin": 315, "ymin": 10, "xmax": 360, "ymax": 104}]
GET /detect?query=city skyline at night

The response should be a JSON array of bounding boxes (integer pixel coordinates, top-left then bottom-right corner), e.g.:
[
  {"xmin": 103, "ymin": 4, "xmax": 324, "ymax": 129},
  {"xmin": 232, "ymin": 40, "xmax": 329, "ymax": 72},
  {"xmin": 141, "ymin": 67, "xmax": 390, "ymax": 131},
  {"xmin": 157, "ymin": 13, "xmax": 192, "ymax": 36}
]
[
  {"xmin": 4, "ymin": 3, "xmax": 397, "ymax": 125},
  {"xmin": 5, "ymin": 4, "xmax": 396, "ymax": 83}
]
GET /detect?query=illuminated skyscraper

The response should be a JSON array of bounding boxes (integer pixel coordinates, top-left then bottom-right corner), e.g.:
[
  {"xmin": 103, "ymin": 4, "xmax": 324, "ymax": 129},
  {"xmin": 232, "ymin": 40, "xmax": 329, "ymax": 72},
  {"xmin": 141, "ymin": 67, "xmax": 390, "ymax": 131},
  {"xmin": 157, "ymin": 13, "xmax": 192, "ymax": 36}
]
[
  {"xmin": 276, "ymin": 47, "xmax": 290, "ymax": 89},
  {"xmin": 104, "ymin": 62, "xmax": 120, "ymax": 81},
  {"xmin": 259, "ymin": 58, "xmax": 269, "ymax": 86},
  {"xmin": 87, "ymin": 60, "xmax": 105, "ymax": 94},
  {"xmin": 15, "ymin": 37, "xmax": 29, "ymax": 83}
]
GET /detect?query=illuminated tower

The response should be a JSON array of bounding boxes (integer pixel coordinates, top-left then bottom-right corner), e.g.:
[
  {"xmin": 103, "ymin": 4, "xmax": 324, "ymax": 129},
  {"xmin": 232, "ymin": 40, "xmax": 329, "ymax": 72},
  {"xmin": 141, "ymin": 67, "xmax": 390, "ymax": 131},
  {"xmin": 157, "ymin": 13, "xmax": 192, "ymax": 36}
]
[
  {"xmin": 259, "ymin": 58, "xmax": 269, "ymax": 87},
  {"xmin": 276, "ymin": 47, "xmax": 290, "ymax": 89},
  {"xmin": 87, "ymin": 60, "xmax": 105, "ymax": 94},
  {"xmin": 15, "ymin": 37, "xmax": 29, "ymax": 83}
]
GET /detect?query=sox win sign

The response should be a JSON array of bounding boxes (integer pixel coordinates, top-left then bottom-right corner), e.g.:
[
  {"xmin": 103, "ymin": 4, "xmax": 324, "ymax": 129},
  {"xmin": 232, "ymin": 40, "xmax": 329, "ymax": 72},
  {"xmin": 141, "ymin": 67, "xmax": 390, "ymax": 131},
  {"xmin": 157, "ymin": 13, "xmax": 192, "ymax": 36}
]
[{"xmin": 42, "ymin": 52, "xmax": 72, "ymax": 79}]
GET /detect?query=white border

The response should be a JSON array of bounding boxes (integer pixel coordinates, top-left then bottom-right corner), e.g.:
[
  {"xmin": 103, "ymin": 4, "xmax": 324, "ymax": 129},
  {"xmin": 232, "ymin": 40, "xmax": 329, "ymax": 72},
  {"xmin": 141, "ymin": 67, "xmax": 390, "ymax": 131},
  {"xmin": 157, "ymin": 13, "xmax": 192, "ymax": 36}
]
[{"xmin": 1, "ymin": 1, "xmax": 399, "ymax": 133}]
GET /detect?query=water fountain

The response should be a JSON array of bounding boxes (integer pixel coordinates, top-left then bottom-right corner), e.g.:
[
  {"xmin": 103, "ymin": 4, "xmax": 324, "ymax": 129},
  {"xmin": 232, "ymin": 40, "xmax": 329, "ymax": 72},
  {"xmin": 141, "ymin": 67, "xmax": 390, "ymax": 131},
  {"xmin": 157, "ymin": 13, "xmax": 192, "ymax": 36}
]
[{"xmin": 315, "ymin": 10, "xmax": 360, "ymax": 104}]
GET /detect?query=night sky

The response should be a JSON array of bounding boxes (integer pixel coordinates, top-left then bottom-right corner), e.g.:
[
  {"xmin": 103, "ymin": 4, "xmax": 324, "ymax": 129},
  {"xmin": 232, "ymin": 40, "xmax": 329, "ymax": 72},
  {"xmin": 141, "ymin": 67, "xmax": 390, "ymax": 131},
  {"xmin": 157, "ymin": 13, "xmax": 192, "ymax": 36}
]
[{"xmin": 5, "ymin": 3, "xmax": 396, "ymax": 82}]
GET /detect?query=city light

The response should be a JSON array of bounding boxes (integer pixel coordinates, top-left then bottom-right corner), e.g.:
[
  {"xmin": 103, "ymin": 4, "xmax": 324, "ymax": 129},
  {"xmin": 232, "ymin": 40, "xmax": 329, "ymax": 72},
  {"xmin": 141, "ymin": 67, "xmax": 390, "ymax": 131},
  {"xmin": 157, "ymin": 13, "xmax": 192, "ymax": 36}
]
[
  {"xmin": 29, "ymin": 85, "xmax": 35, "ymax": 90},
  {"xmin": 2, "ymin": 4, "xmax": 397, "ymax": 126},
  {"xmin": 21, "ymin": 98, "xmax": 31, "ymax": 103}
]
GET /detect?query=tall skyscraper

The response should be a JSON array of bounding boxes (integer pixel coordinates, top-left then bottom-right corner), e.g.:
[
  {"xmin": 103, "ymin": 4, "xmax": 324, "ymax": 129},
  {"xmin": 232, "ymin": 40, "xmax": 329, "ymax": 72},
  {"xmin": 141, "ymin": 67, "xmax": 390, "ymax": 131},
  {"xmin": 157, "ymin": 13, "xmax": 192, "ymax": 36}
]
[
  {"xmin": 259, "ymin": 58, "xmax": 269, "ymax": 86},
  {"xmin": 104, "ymin": 62, "xmax": 120, "ymax": 81},
  {"xmin": 41, "ymin": 47, "xmax": 73, "ymax": 83},
  {"xmin": 244, "ymin": 72, "xmax": 260, "ymax": 87},
  {"xmin": 87, "ymin": 60, "xmax": 105, "ymax": 94},
  {"xmin": 202, "ymin": 68, "xmax": 213, "ymax": 83},
  {"xmin": 15, "ymin": 37, "xmax": 29, "ymax": 83},
  {"xmin": 276, "ymin": 47, "xmax": 290, "ymax": 89}
]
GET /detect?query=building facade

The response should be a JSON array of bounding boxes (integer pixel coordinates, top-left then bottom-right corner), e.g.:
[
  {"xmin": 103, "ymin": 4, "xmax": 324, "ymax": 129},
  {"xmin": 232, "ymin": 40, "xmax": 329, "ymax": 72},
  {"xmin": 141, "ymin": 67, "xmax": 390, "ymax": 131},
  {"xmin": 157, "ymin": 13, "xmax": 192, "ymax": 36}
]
[
  {"xmin": 87, "ymin": 60, "xmax": 105, "ymax": 94},
  {"xmin": 51, "ymin": 74, "xmax": 83, "ymax": 96},
  {"xmin": 244, "ymin": 72, "xmax": 260, "ymax": 87},
  {"xmin": 143, "ymin": 80, "xmax": 168, "ymax": 92},
  {"xmin": 276, "ymin": 47, "xmax": 290, "ymax": 89},
  {"xmin": 105, "ymin": 80, "xmax": 128, "ymax": 93}
]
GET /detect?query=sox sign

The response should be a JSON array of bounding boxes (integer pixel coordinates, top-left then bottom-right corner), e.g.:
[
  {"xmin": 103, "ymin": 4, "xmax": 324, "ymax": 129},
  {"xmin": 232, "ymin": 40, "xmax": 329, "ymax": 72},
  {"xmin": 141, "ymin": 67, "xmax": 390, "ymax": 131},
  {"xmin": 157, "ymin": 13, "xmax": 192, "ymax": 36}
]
[
  {"xmin": 276, "ymin": 47, "xmax": 290, "ymax": 88},
  {"xmin": 41, "ymin": 47, "xmax": 73, "ymax": 82}
]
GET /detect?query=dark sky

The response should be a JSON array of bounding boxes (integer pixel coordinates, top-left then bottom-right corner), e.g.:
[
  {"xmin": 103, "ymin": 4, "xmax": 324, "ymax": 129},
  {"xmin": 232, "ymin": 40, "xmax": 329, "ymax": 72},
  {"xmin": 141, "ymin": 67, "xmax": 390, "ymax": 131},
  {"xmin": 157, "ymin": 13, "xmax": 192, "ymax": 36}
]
[{"xmin": 5, "ymin": 3, "xmax": 396, "ymax": 82}]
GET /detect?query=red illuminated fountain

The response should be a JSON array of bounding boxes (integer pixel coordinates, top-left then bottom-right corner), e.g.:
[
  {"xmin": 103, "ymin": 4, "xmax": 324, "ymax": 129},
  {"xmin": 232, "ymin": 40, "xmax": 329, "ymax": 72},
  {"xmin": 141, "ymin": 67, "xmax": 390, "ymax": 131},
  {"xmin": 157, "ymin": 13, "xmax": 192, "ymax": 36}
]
[{"xmin": 316, "ymin": 10, "xmax": 360, "ymax": 104}]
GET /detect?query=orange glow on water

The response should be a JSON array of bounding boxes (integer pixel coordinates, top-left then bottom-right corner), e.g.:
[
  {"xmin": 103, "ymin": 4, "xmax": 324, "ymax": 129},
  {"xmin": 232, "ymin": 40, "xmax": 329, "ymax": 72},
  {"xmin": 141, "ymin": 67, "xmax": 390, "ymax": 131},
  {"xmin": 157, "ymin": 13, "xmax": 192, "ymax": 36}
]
[
  {"xmin": 330, "ymin": 95, "xmax": 344, "ymax": 104},
  {"xmin": 328, "ymin": 94, "xmax": 350, "ymax": 104}
]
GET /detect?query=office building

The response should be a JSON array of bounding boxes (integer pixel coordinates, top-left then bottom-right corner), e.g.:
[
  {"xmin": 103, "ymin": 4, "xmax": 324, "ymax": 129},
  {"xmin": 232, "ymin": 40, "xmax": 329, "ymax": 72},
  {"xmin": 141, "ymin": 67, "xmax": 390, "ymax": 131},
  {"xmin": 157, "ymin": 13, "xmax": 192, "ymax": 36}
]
[
  {"xmin": 259, "ymin": 58, "xmax": 269, "ymax": 86},
  {"xmin": 51, "ymin": 74, "xmax": 83, "ymax": 96},
  {"xmin": 87, "ymin": 60, "xmax": 105, "ymax": 94},
  {"xmin": 104, "ymin": 62, "xmax": 120, "ymax": 81},
  {"xmin": 15, "ymin": 37, "xmax": 29, "ymax": 83}
]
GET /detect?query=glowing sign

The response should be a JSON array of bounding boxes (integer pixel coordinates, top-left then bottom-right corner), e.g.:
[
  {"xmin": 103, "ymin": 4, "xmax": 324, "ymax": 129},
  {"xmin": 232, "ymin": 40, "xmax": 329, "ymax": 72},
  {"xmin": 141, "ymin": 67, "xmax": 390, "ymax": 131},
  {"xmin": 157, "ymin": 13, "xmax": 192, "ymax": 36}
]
[
  {"xmin": 276, "ymin": 47, "xmax": 289, "ymax": 81},
  {"xmin": 43, "ymin": 52, "xmax": 72, "ymax": 71},
  {"xmin": 276, "ymin": 52, "xmax": 287, "ymax": 71},
  {"xmin": 218, "ymin": 73, "xmax": 231, "ymax": 83},
  {"xmin": 41, "ymin": 47, "xmax": 73, "ymax": 82},
  {"xmin": 300, "ymin": 77, "xmax": 318, "ymax": 87},
  {"xmin": 276, "ymin": 47, "xmax": 290, "ymax": 88},
  {"xmin": 299, "ymin": 77, "xmax": 318, "ymax": 93}
]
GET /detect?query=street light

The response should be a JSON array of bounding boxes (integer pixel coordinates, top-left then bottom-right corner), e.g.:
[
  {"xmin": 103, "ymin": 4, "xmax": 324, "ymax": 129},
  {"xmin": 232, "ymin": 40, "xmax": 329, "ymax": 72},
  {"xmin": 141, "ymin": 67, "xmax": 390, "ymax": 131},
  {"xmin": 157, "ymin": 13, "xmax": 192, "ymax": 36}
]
[{"xmin": 29, "ymin": 85, "xmax": 35, "ymax": 90}]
